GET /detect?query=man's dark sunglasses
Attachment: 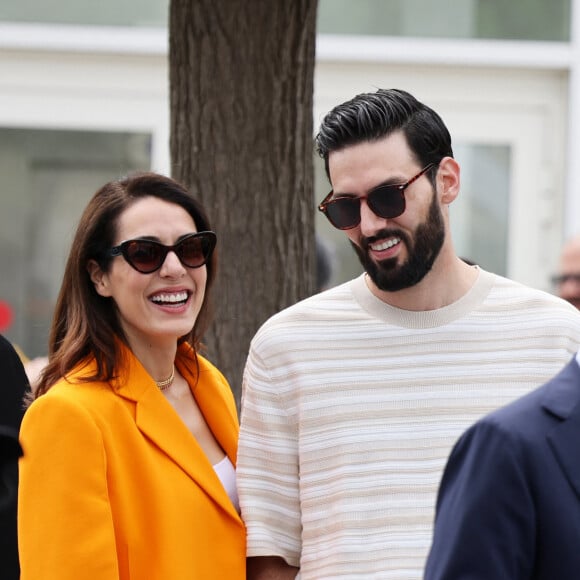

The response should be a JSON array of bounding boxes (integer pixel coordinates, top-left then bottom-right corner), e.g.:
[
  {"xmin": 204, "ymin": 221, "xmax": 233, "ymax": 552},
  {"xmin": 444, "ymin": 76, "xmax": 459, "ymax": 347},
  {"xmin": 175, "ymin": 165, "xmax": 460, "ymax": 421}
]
[
  {"xmin": 318, "ymin": 163, "xmax": 435, "ymax": 230},
  {"xmin": 109, "ymin": 231, "xmax": 216, "ymax": 274}
]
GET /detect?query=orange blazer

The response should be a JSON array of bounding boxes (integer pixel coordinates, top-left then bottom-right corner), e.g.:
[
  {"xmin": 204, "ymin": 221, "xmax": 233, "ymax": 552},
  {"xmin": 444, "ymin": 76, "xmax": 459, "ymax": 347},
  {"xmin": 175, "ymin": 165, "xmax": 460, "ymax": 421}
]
[{"xmin": 18, "ymin": 342, "xmax": 246, "ymax": 579}]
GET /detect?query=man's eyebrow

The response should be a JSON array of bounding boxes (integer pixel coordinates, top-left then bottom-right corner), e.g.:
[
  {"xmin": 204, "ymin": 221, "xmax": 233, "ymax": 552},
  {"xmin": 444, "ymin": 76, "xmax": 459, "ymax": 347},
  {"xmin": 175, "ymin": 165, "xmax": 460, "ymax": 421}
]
[{"xmin": 332, "ymin": 177, "xmax": 406, "ymax": 198}]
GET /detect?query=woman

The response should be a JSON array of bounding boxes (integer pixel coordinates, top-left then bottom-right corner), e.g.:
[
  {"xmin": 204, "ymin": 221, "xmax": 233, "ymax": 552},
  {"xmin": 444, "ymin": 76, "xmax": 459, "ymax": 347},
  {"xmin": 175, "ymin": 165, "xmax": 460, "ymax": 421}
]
[{"xmin": 18, "ymin": 172, "xmax": 246, "ymax": 579}]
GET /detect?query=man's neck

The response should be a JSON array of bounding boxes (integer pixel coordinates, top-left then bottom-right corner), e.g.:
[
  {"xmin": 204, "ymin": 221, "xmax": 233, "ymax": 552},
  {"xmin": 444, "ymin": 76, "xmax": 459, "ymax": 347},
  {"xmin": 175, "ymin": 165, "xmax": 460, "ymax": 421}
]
[{"xmin": 365, "ymin": 255, "xmax": 479, "ymax": 312}]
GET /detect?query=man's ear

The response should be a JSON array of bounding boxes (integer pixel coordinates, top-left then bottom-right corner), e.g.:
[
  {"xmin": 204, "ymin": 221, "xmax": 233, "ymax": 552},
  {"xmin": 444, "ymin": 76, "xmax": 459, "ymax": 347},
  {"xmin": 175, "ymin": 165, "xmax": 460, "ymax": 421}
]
[
  {"xmin": 437, "ymin": 156, "xmax": 460, "ymax": 205},
  {"xmin": 87, "ymin": 259, "xmax": 112, "ymax": 297}
]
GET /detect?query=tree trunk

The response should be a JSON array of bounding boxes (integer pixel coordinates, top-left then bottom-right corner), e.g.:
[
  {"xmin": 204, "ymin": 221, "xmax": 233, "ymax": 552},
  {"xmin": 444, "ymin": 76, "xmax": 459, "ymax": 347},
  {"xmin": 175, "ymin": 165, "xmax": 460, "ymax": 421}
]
[{"xmin": 169, "ymin": 0, "xmax": 318, "ymax": 405}]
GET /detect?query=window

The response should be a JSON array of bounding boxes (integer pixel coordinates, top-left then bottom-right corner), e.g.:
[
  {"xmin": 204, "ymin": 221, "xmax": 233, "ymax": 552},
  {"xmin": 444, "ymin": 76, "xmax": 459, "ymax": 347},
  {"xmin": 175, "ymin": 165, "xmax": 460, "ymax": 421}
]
[
  {"xmin": 317, "ymin": 0, "xmax": 571, "ymax": 42},
  {"xmin": 0, "ymin": 0, "xmax": 168, "ymax": 27},
  {"xmin": 0, "ymin": 128, "xmax": 151, "ymax": 357}
]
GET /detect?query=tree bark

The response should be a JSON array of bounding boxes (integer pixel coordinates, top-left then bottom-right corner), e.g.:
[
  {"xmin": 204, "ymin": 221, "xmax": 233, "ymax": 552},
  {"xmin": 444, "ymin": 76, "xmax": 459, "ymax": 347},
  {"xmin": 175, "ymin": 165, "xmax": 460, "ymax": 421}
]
[{"xmin": 169, "ymin": 0, "xmax": 318, "ymax": 405}]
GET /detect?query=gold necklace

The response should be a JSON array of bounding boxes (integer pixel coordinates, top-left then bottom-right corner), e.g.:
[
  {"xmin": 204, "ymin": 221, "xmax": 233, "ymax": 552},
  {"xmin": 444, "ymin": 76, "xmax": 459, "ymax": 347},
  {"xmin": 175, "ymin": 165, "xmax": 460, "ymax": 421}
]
[{"xmin": 155, "ymin": 365, "xmax": 175, "ymax": 391}]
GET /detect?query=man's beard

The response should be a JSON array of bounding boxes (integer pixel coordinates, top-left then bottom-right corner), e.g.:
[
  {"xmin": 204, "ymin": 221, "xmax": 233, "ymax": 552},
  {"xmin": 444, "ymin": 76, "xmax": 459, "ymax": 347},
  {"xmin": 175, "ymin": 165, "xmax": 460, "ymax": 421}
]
[{"xmin": 352, "ymin": 190, "xmax": 445, "ymax": 292}]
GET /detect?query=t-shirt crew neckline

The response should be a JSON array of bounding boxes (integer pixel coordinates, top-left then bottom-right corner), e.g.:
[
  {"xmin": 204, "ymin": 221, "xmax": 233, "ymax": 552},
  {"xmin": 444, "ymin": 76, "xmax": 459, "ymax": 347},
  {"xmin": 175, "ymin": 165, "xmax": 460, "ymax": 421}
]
[{"xmin": 350, "ymin": 267, "xmax": 495, "ymax": 329}]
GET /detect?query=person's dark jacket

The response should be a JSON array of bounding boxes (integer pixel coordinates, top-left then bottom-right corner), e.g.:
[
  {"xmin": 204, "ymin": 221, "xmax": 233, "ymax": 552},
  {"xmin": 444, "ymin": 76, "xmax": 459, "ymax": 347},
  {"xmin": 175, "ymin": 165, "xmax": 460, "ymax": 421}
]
[
  {"xmin": 425, "ymin": 357, "xmax": 580, "ymax": 579},
  {"xmin": 0, "ymin": 335, "xmax": 27, "ymax": 580}
]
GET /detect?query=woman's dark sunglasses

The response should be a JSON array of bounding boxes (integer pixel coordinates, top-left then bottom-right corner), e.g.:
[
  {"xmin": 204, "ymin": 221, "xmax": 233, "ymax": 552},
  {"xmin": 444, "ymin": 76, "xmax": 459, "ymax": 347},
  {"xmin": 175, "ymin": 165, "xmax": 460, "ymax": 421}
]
[
  {"xmin": 318, "ymin": 163, "xmax": 435, "ymax": 230},
  {"xmin": 109, "ymin": 231, "xmax": 216, "ymax": 274}
]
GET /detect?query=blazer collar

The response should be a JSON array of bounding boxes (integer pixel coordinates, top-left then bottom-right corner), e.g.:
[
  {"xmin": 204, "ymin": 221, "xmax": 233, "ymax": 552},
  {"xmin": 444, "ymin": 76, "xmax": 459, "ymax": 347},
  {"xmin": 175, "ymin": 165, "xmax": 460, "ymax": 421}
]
[
  {"xmin": 543, "ymin": 357, "xmax": 580, "ymax": 499},
  {"xmin": 109, "ymin": 342, "xmax": 240, "ymax": 521},
  {"xmin": 542, "ymin": 357, "xmax": 580, "ymax": 419}
]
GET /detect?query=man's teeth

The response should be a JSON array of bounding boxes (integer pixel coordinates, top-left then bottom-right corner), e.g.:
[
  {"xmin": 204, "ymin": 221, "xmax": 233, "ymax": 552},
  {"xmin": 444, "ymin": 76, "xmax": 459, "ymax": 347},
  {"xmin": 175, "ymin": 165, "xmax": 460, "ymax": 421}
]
[
  {"xmin": 370, "ymin": 238, "xmax": 400, "ymax": 251},
  {"xmin": 151, "ymin": 291, "xmax": 188, "ymax": 304}
]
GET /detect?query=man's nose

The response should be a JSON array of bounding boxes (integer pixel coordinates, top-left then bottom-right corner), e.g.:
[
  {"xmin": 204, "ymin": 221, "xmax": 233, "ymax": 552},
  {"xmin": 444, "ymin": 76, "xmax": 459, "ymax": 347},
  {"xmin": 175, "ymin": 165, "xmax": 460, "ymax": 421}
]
[{"xmin": 359, "ymin": 199, "xmax": 388, "ymax": 236}]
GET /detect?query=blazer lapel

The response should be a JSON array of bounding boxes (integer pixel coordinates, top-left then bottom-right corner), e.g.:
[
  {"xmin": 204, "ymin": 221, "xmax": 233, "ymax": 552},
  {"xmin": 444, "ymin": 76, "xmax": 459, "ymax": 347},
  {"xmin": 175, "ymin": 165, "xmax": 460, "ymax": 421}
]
[
  {"xmin": 544, "ymin": 358, "xmax": 580, "ymax": 499},
  {"xmin": 184, "ymin": 353, "xmax": 240, "ymax": 465},
  {"xmin": 113, "ymin": 344, "xmax": 240, "ymax": 520}
]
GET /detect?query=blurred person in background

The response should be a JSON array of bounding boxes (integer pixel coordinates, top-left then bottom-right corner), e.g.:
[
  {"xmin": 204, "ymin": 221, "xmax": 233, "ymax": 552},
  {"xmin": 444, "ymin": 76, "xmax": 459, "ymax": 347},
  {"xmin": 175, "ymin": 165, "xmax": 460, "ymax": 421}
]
[
  {"xmin": 552, "ymin": 233, "xmax": 580, "ymax": 309},
  {"xmin": 315, "ymin": 235, "xmax": 334, "ymax": 292},
  {"xmin": 12, "ymin": 344, "xmax": 48, "ymax": 393}
]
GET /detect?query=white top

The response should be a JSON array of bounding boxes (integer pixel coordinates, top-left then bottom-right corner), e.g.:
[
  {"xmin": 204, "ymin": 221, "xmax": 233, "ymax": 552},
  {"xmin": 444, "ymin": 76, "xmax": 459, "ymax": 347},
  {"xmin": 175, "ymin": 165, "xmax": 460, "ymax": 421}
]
[
  {"xmin": 237, "ymin": 270, "xmax": 580, "ymax": 579},
  {"xmin": 213, "ymin": 455, "xmax": 239, "ymax": 513}
]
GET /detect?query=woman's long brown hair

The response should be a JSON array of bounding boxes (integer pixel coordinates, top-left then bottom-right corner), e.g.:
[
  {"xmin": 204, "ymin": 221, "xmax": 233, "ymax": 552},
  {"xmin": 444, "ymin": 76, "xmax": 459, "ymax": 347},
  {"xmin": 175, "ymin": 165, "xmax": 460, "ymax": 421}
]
[{"xmin": 31, "ymin": 172, "xmax": 217, "ymax": 402}]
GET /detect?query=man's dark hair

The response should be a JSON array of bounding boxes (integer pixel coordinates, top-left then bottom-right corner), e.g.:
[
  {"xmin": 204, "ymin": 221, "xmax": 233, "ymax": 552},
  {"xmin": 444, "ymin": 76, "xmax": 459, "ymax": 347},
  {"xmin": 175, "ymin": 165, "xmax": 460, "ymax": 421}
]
[{"xmin": 315, "ymin": 88, "xmax": 454, "ymax": 180}]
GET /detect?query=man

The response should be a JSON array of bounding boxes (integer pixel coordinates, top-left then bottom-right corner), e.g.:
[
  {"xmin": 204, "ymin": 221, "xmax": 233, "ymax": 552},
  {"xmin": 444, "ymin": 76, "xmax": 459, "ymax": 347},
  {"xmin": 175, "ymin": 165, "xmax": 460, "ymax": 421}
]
[
  {"xmin": 236, "ymin": 88, "xmax": 580, "ymax": 579},
  {"xmin": 425, "ymin": 353, "xmax": 580, "ymax": 579},
  {"xmin": 553, "ymin": 233, "xmax": 580, "ymax": 309}
]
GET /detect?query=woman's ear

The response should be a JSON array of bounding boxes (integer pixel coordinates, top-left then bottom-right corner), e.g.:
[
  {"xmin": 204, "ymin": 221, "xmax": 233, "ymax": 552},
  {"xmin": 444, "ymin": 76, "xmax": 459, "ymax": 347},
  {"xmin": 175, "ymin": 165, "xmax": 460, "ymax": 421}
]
[
  {"xmin": 87, "ymin": 259, "xmax": 112, "ymax": 297},
  {"xmin": 437, "ymin": 156, "xmax": 461, "ymax": 205}
]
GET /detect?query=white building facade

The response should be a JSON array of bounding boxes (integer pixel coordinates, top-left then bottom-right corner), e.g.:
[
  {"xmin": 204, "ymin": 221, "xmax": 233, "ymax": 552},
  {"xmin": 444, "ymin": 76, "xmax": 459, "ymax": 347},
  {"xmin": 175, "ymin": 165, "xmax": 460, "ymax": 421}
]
[{"xmin": 0, "ymin": 0, "xmax": 578, "ymax": 356}]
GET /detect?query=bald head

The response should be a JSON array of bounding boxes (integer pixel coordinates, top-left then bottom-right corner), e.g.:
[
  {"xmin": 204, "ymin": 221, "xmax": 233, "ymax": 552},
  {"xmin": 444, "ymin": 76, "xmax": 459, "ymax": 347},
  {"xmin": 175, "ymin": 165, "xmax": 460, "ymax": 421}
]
[{"xmin": 555, "ymin": 234, "xmax": 580, "ymax": 309}]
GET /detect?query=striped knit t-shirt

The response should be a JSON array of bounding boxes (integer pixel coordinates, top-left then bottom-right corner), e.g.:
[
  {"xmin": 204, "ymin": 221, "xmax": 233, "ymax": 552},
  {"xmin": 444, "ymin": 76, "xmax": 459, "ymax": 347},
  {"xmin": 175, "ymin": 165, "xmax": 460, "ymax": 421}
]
[{"xmin": 237, "ymin": 269, "xmax": 580, "ymax": 579}]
